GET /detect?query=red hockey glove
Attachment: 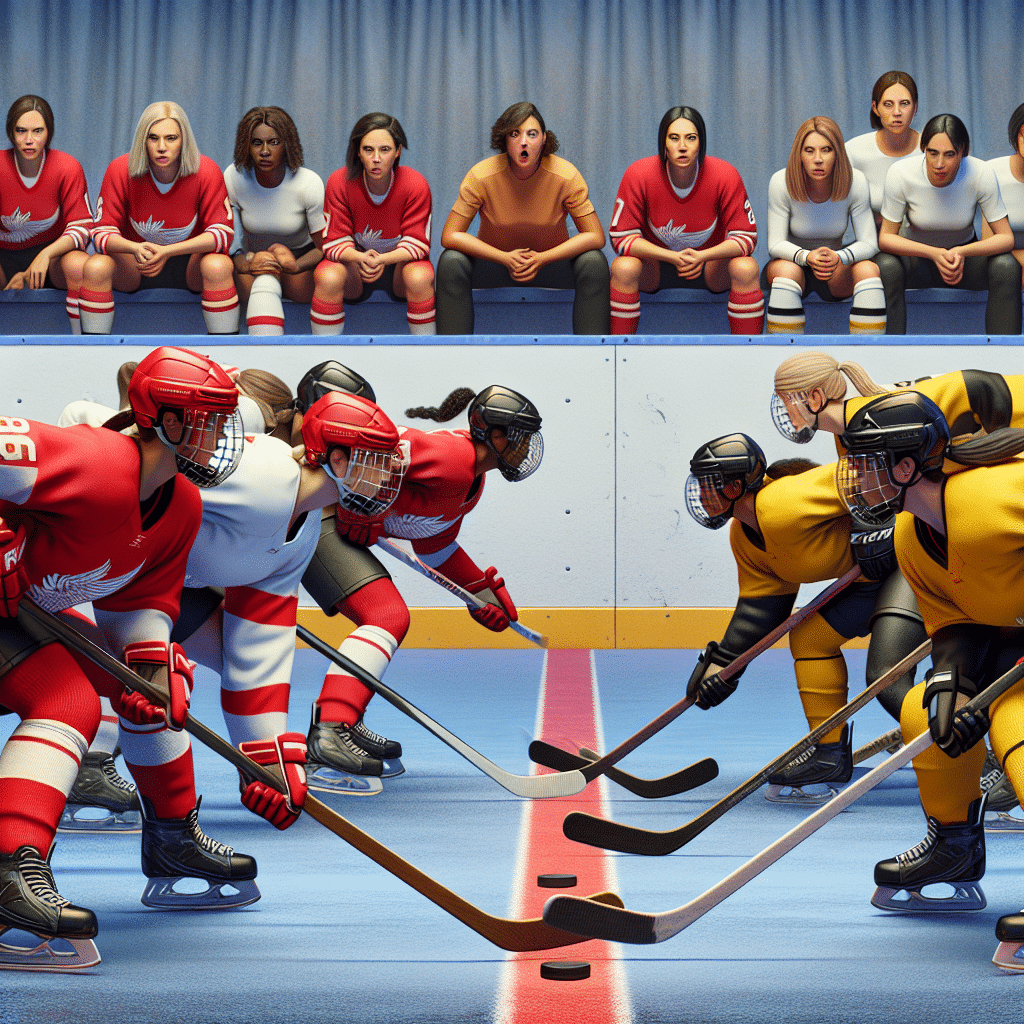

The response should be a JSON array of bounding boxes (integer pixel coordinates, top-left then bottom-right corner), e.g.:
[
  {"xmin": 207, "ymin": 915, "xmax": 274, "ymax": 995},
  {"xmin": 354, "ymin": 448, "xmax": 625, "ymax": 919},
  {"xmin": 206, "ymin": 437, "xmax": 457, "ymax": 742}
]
[
  {"xmin": 0, "ymin": 519, "xmax": 30, "ymax": 618},
  {"xmin": 466, "ymin": 566, "xmax": 518, "ymax": 632},
  {"xmin": 334, "ymin": 510, "xmax": 385, "ymax": 547},
  {"xmin": 239, "ymin": 733, "xmax": 308, "ymax": 830},
  {"xmin": 119, "ymin": 640, "xmax": 194, "ymax": 730}
]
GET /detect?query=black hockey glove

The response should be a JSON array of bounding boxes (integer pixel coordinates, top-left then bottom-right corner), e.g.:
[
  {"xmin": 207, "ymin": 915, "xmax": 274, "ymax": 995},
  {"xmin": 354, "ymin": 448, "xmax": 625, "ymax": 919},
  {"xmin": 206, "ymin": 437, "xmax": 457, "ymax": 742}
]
[
  {"xmin": 942, "ymin": 705, "xmax": 992, "ymax": 758},
  {"xmin": 850, "ymin": 511, "xmax": 898, "ymax": 582},
  {"xmin": 923, "ymin": 666, "xmax": 980, "ymax": 756},
  {"xmin": 686, "ymin": 640, "xmax": 740, "ymax": 710}
]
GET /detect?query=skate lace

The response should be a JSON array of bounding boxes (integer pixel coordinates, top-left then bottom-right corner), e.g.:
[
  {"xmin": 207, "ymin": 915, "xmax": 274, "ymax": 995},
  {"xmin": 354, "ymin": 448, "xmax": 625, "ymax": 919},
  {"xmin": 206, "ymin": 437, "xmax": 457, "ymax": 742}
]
[
  {"xmin": 352, "ymin": 720, "xmax": 388, "ymax": 747},
  {"xmin": 186, "ymin": 809, "xmax": 235, "ymax": 857},
  {"xmin": 100, "ymin": 757, "xmax": 137, "ymax": 795},
  {"xmin": 898, "ymin": 818, "xmax": 939, "ymax": 865},
  {"xmin": 17, "ymin": 850, "xmax": 69, "ymax": 909}
]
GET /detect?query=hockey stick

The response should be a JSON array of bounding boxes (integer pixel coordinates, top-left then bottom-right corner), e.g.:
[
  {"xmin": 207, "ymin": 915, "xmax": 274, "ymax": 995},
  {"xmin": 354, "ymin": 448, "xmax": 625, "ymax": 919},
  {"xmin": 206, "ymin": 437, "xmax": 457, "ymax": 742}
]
[
  {"xmin": 524, "ymin": 565, "xmax": 864, "ymax": 790},
  {"xmin": 853, "ymin": 727, "xmax": 902, "ymax": 763},
  {"xmin": 562, "ymin": 638, "xmax": 932, "ymax": 854},
  {"xmin": 295, "ymin": 624, "xmax": 587, "ymax": 798},
  {"xmin": 375, "ymin": 537, "xmax": 548, "ymax": 648},
  {"xmin": 528, "ymin": 740, "xmax": 719, "ymax": 799},
  {"xmin": 543, "ymin": 659, "xmax": 1024, "ymax": 944},
  {"xmin": 18, "ymin": 600, "xmax": 622, "ymax": 952}
]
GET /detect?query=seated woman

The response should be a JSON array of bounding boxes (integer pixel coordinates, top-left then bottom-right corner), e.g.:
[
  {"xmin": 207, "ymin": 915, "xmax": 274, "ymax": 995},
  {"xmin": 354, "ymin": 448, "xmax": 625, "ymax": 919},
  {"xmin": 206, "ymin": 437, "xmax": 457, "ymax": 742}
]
[
  {"xmin": 80, "ymin": 101, "xmax": 237, "ymax": 335},
  {"xmin": 877, "ymin": 112, "xmax": 1019, "ymax": 335},
  {"xmin": 983, "ymin": 102, "xmax": 1024, "ymax": 293},
  {"xmin": 764, "ymin": 116, "xmax": 884, "ymax": 334},
  {"xmin": 0, "ymin": 95, "xmax": 92, "ymax": 332},
  {"xmin": 608, "ymin": 106, "xmax": 762, "ymax": 335},
  {"xmin": 436, "ymin": 101, "xmax": 609, "ymax": 335},
  {"xmin": 311, "ymin": 112, "xmax": 434, "ymax": 335},
  {"xmin": 845, "ymin": 70, "xmax": 921, "ymax": 224},
  {"xmin": 224, "ymin": 106, "xmax": 325, "ymax": 336}
]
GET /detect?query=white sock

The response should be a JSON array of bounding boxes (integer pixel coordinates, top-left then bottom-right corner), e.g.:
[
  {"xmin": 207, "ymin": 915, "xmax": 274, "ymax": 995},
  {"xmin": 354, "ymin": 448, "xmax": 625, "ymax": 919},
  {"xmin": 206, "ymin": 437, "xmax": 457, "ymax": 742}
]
[
  {"xmin": 245, "ymin": 275, "xmax": 285, "ymax": 336},
  {"xmin": 849, "ymin": 277, "xmax": 887, "ymax": 334},
  {"xmin": 766, "ymin": 277, "xmax": 805, "ymax": 334}
]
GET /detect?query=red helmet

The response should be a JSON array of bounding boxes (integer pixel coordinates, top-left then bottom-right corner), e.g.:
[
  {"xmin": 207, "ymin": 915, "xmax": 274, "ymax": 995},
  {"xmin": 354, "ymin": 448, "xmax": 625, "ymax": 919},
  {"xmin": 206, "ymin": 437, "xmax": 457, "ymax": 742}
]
[
  {"xmin": 302, "ymin": 392, "xmax": 406, "ymax": 516},
  {"xmin": 130, "ymin": 346, "xmax": 243, "ymax": 487}
]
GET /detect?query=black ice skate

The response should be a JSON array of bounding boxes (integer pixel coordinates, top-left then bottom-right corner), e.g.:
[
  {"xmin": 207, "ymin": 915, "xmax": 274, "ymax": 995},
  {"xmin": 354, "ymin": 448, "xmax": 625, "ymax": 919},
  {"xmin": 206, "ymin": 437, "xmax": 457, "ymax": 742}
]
[
  {"xmin": 350, "ymin": 717, "xmax": 404, "ymax": 777},
  {"xmin": 0, "ymin": 844, "xmax": 100, "ymax": 971},
  {"xmin": 60, "ymin": 751, "xmax": 142, "ymax": 833},
  {"xmin": 872, "ymin": 796, "xmax": 986, "ymax": 912},
  {"xmin": 305, "ymin": 704, "xmax": 385, "ymax": 795},
  {"xmin": 140, "ymin": 796, "xmax": 260, "ymax": 910},
  {"xmin": 982, "ymin": 746, "xmax": 1023, "ymax": 833},
  {"xmin": 765, "ymin": 724, "xmax": 854, "ymax": 805}
]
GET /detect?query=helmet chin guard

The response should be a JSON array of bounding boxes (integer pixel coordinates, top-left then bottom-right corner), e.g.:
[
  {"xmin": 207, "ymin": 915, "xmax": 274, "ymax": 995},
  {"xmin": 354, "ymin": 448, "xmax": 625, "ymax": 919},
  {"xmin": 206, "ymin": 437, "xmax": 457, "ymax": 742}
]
[
  {"xmin": 835, "ymin": 452, "xmax": 907, "ymax": 525},
  {"xmin": 326, "ymin": 444, "xmax": 409, "ymax": 517},
  {"xmin": 684, "ymin": 472, "xmax": 733, "ymax": 529},
  {"xmin": 770, "ymin": 392, "xmax": 816, "ymax": 444},
  {"xmin": 161, "ymin": 407, "xmax": 245, "ymax": 487}
]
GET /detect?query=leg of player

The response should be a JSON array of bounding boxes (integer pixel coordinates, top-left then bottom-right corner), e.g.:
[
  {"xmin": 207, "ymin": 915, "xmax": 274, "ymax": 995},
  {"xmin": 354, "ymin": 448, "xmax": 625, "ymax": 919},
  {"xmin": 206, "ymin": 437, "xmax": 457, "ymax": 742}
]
[
  {"xmin": 0, "ymin": 637, "xmax": 102, "ymax": 970},
  {"xmin": 244, "ymin": 272, "xmax": 285, "ymax": 335},
  {"xmin": 569, "ymin": 249, "xmax": 611, "ymax": 335},
  {"xmin": 190, "ymin": 252, "xmax": 239, "ymax": 335},
  {"xmin": 608, "ymin": 255, "xmax": 646, "ymax": 335},
  {"xmin": 77, "ymin": 252, "xmax": 122, "ymax": 334},
  {"xmin": 848, "ymin": 260, "xmax": 887, "ymax": 334},
  {"xmin": 708, "ymin": 254, "xmax": 764, "ymax": 335},
  {"xmin": 394, "ymin": 259, "xmax": 437, "ymax": 335},
  {"xmin": 764, "ymin": 260, "xmax": 806, "ymax": 334},
  {"xmin": 56, "ymin": 248, "xmax": 89, "ymax": 335},
  {"xmin": 871, "ymin": 682, "xmax": 987, "ymax": 913},
  {"xmin": 310, "ymin": 259, "xmax": 347, "ymax": 335},
  {"xmin": 766, "ymin": 613, "xmax": 853, "ymax": 805}
]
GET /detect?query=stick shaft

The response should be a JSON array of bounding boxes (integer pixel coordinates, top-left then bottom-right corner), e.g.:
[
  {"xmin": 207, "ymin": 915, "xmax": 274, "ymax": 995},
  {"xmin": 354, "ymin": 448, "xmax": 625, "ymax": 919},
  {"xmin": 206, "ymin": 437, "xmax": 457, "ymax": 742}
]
[{"xmin": 375, "ymin": 537, "xmax": 546, "ymax": 647}]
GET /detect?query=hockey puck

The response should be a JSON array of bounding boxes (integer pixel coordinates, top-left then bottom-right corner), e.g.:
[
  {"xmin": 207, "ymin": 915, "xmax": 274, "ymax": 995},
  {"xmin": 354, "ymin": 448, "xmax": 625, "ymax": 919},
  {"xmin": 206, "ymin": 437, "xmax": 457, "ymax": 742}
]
[
  {"xmin": 537, "ymin": 873, "xmax": 577, "ymax": 888},
  {"xmin": 540, "ymin": 960, "xmax": 591, "ymax": 981}
]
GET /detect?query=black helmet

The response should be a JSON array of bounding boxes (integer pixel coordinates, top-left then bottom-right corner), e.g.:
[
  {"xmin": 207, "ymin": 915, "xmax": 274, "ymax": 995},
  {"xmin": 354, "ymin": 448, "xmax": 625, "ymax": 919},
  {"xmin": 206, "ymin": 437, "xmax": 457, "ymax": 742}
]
[
  {"xmin": 468, "ymin": 385, "xmax": 543, "ymax": 482},
  {"xmin": 836, "ymin": 392, "xmax": 950, "ymax": 525},
  {"xmin": 685, "ymin": 433, "xmax": 767, "ymax": 529},
  {"xmin": 294, "ymin": 360, "xmax": 375, "ymax": 413}
]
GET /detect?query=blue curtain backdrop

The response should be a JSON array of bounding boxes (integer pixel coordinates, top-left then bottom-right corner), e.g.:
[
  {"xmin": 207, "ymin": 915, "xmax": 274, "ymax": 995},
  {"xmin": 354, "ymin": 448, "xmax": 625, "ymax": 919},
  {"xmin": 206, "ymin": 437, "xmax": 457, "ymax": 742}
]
[{"xmin": 1, "ymin": 0, "xmax": 1019, "ymax": 266}]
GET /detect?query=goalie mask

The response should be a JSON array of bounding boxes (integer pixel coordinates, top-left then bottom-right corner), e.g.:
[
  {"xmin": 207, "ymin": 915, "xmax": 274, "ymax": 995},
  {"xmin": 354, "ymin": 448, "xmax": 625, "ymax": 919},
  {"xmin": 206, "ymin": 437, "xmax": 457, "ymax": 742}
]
[
  {"xmin": 836, "ymin": 392, "xmax": 949, "ymax": 526},
  {"xmin": 770, "ymin": 391, "xmax": 818, "ymax": 444},
  {"xmin": 468, "ymin": 385, "xmax": 543, "ymax": 482},
  {"xmin": 294, "ymin": 360, "xmax": 376, "ymax": 413},
  {"xmin": 301, "ymin": 392, "xmax": 408, "ymax": 517},
  {"xmin": 129, "ymin": 346, "xmax": 243, "ymax": 487},
  {"xmin": 685, "ymin": 433, "xmax": 766, "ymax": 530}
]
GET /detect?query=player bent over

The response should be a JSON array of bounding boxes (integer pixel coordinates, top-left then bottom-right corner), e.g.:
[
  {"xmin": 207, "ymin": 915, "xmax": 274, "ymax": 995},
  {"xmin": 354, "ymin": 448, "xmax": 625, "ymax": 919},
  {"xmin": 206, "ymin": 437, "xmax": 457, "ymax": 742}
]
[
  {"xmin": 0, "ymin": 346, "xmax": 256, "ymax": 969},
  {"xmin": 683, "ymin": 433, "xmax": 917, "ymax": 803},
  {"xmin": 836, "ymin": 392, "xmax": 1024, "ymax": 967},
  {"xmin": 299, "ymin": 378, "xmax": 542, "ymax": 789}
]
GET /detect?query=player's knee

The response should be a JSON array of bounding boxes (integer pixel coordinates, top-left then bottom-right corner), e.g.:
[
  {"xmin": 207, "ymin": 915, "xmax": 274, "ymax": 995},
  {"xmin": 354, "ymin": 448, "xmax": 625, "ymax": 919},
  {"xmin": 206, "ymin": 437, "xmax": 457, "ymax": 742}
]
[
  {"xmin": 728, "ymin": 256, "xmax": 760, "ymax": 289},
  {"xmin": 82, "ymin": 253, "xmax": 115, "ymax": 287},
  {"xmin": 199, "ymin": 252, "xmax": 235, "ymax": 287},
  {"xmin": 610, "ymin": 255, "xmax": 643, "ymax": 289}
]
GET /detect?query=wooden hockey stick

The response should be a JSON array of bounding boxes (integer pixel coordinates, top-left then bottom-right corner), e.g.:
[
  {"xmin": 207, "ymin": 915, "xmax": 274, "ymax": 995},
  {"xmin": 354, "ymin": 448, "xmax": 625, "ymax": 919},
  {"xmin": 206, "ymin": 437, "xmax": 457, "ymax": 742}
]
[
  {"xmin": 529, "ymin": 740, "xmax": 719, "ymax": 799},
  {"xmin": 525, "ymin": 566, "xmax": 865, "ymax": 790},
  {"xmin": 853, "ymin": 727, "xmax": 902, "ymax": 763},
  {"xmin": 562, "ymin": 639, "xmax": 932, "ymax": 854},
  {"xmin": 18, "ymin": 600, "xmax": 621, "ymax": 952},
  {"xmin": 375, "ymin": 537, "xmax": 548, "ymax": 647},
  {"xmin": 543, "ymin": 658, "xmax": 1024, "ymax": 944},
  {"xmin": 295, "ymin": 624, "xmax": 587, "ymax": 798}
]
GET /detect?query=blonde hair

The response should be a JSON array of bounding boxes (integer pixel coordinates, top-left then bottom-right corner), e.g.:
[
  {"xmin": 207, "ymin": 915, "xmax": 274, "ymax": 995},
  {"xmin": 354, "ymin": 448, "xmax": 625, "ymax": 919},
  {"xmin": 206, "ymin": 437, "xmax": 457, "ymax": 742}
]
[
  {"xmin": 785, "ymin": 116, "xmax": 852, "ymax": 203},
  {"xmin": 128, "ymin": 101, "xmax": 201, "ymax": 177},
  {"xmin": 774, "ymin": 352, "xmax": 891, "ymax": 399}
]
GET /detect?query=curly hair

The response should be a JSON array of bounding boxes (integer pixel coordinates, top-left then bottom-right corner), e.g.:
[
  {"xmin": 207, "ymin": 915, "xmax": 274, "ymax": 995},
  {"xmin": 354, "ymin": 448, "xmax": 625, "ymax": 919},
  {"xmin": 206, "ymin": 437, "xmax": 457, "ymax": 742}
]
[
  {"xmin": 233, "ymin": 106, "xmax": 304, "ymax": 173},
  {"xmin": 406, "ymin": 388, "xmax": 476, "ymax": 422}
]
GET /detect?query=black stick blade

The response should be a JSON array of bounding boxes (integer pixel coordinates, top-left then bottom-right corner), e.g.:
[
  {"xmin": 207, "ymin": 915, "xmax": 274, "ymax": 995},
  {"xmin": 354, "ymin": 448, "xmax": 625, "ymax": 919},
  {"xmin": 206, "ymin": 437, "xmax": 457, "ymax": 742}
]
[
  {"xmin": 562, "ymin": 810, "xmax": 694, "ymax": 855},
  {"xmin": 543, "ymin": 894, "xmax": 658, "ymax": 944}
]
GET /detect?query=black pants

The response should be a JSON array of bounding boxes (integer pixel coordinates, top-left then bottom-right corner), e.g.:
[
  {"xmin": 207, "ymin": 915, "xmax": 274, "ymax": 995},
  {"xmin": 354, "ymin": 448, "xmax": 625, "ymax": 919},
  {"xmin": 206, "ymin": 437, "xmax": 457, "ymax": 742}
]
[
  {"xmin": 877, "ymin": 250, "xmax": 1022, "ymax": 335},
  {"xmin": 435, "ymin": 248, "xmax": 610, "ymax": 335}
]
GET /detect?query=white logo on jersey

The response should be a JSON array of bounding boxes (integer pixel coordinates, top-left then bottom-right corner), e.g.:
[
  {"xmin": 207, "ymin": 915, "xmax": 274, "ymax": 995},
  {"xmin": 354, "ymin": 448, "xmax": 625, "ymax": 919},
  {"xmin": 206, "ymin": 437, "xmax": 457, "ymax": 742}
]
[
  {"xmin": 130, "ymin": 213, "xmax": 198, "ymax": 244},
  {"xmin": 355, "ymin": 225, "xmax": 401, "ymax": 253},
  {"xmin": 382, "ymin": 512, "xmax": 455, "ymax": 539},
  {"xmin": 29, "ymin": 559, "xmax": 146, "ymax": 612},
  {"xmin": 0, "ymin": 206, "xmax": 59, "ymax": 244},
  {"xmin": 649, "ymin": 216, "xmax": 716, "ymax": 251}
]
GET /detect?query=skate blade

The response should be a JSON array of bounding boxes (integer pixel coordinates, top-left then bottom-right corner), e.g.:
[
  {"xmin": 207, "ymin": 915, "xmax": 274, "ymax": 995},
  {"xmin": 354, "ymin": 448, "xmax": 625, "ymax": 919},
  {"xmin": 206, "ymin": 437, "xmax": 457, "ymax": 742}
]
[
  {"xmin": 306, "ymin": 767, "xmax": 384, "ymax": 796},
  {"xmin": 765, "ymin": 783, "xmax": 838, "ymax": 805},
  {"xmin": 993, "ymin": 939, "xmax": 1024, "ymax": 971},
  {"xmin": 381, "ymin": 758, "xmax": 405, "ymax": 778},
  {"xmin": 0, "ymin": 930, "xmax": 101, "ymax": 972},
  {"xmin": 871, "ymin": 882, "xmax": 986, "ymax": 913},
  {"xmin": 986, "ymin": 811, "xmax": 1024, "ymax": 833},
  {"xmin": 141, "ymin": 876, "xmax": 261, "ymax": 910},
  {"xmin": 59, "ymin": 804, "xmax": 142, "ymax": 834}
]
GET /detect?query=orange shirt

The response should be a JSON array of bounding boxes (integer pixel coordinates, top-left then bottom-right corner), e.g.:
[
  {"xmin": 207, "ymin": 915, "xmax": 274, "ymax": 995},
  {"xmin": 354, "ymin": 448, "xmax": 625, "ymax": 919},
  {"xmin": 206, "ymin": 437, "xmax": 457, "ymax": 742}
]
[{"xmin": 450, "ymin": 154, "xmax": 595, "ymax": 252}]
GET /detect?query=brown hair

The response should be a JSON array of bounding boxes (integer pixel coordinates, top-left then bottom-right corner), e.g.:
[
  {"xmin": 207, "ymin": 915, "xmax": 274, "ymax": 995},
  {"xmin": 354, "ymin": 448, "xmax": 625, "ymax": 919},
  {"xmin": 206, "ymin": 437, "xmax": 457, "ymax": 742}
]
[
  {"xmin": 785, "ymin": 116, "xmax": 852, "ymax": 203},
  {"xmin": 406, "ymin": 388, "xmax": 475, "ymax": 422},
  {"xmin": 234, "ymin": 107, "xmax": 303, "ymax": 173},
  {"xmin": 869, "ymin": 71, "xmax": 919, "ymax": 130},
  {"xmin": 489, "ymin": 102, "xmax": 559, "ymax": 156},
  {"xmin": 237, "ymin": 368, "xmax": 301, "ymax": 445},
  {"xmin": 6, "ymin": 95, "xmax": 54, "ymax": 147},
  {"xmin": 346, "ymin": 112, "xmax": 407, "ymax": 179}
]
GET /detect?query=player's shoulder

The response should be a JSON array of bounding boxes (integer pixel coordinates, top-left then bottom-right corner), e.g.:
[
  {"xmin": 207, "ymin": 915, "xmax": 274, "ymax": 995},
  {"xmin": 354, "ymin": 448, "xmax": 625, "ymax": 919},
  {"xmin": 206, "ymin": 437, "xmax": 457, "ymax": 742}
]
[
  {"xmin": 44, "ymin": 149, "xmax": 86, "ymax": 175},
  {"xmin": 767, "ymin": 167, "xmax": 789, "ymax": 195},
  {"xmin": 541, "ymin": 153, "xmax": 585, "ymax": 183},
  {"xmin": 105, "ymin": 153, "xmax": 131, "ymax": 177},
  {"xmin": 394, "ymin": 165, "xmax": 429, "ymax": 190},
  {"xmin": 701, "ymin": 154, "xmax": 743, "ymax": 182},
  {"xmin": 195, "ymin": 153, "xmax": 226, "ymax": 180},
  {"xmin": 844, "ymin": 132, "xmax": 877, "ymax": 157},
  {"xmin": 465, "ymin": 154, "xmax": 506, "ymax": 182}
]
